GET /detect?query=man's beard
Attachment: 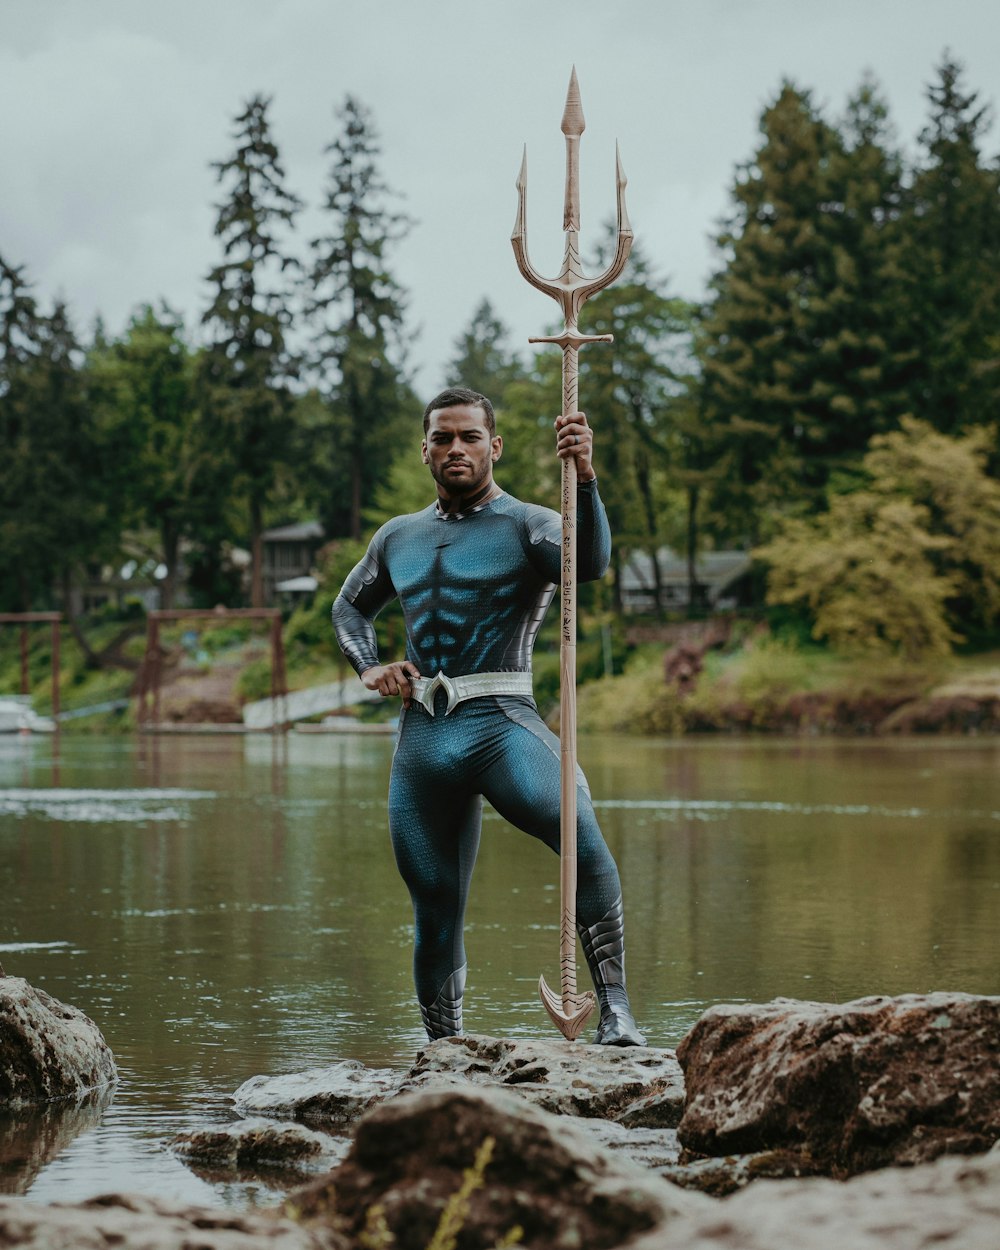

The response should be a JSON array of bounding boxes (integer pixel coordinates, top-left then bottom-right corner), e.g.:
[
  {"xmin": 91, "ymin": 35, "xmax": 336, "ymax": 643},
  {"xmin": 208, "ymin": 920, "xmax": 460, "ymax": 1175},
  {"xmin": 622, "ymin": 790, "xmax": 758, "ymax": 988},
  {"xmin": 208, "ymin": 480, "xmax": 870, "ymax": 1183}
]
[{"xmin": 431, "ymin": 458, "xmax": 492, "ymax": 501}]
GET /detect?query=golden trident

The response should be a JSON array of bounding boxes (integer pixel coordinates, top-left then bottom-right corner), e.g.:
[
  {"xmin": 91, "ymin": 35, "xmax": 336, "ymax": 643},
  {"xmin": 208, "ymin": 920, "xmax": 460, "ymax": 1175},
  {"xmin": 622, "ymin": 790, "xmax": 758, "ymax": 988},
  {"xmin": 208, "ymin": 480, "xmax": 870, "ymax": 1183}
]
[{"xmin": 511, "ymin": 67, "xmax": 633, "ymax": 1040}]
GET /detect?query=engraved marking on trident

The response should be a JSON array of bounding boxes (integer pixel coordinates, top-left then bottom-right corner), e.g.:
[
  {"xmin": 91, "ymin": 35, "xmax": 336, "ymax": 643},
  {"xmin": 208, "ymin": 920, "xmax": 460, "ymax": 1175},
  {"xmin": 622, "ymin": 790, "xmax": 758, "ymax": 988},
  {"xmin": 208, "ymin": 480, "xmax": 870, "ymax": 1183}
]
[{"xmin": 511, "ymin": 67, "xmax": 633, "ymax": 1040}]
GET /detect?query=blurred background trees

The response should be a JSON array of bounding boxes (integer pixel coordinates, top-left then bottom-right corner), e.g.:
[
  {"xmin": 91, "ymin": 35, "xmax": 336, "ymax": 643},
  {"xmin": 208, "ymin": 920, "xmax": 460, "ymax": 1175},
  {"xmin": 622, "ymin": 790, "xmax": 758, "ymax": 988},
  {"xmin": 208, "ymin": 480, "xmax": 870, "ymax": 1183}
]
[{"xmin": 3, "ymin": 54, "xmax": 999, "ymax": 666}]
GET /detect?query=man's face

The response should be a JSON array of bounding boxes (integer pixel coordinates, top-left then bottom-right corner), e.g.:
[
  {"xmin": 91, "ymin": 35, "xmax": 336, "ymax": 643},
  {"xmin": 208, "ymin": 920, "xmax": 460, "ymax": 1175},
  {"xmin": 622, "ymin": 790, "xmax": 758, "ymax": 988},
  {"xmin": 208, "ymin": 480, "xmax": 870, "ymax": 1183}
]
[{"xmin": 421, "ymin": 404, "xmax": 502, "ymax": 496}]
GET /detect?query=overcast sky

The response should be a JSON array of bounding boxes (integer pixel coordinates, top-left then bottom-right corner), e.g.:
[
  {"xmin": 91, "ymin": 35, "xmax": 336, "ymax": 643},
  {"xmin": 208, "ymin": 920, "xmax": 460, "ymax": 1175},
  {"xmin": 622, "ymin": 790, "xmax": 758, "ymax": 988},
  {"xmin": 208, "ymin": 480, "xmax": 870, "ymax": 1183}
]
[{"xmin": 3, "ymin": 1, "xmax": 1000, "ymax": 394}]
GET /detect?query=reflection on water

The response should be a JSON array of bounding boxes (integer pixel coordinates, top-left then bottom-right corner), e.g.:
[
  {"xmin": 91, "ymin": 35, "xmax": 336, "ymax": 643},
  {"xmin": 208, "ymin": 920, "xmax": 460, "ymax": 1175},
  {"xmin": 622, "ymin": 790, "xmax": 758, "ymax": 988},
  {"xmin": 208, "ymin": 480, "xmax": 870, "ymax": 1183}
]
[
  {"xmin": 0, "ymin": 1087, "xmax": 114, "ymax": 1194},
  {"xmin": 0, "ymin": 731, "xmax": 997, "ymax": 1207}
]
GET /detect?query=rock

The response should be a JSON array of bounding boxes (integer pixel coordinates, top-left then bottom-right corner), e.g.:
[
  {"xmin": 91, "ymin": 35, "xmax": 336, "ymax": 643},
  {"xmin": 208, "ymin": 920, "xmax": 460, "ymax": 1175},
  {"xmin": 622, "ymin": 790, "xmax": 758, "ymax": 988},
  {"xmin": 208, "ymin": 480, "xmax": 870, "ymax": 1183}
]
[
  {"xmin": 170, "ymin": 1118, "xmax": 350, "ymax": 1184},
  {"xmin": 563, "ymin": 1114, "xmax": 682, "ymax": 1171},
  {"xmin": 661, "ymin": 1149, "xmax": 823, "ymax": 1197},
  {"xmin": 401, "ymin": 1033, "xmax": 685, "ymax": 1122},
  {"xmin": 0, "ymin": 1088, "xmax": 113, "ymax": 1194},
  {"xmin": 628, "ymin": 1146, "xmax": 1000, "ymax": 1250},
  {"xmin": 284, "ymin": 1086, "xmax": 710, "ymax": 1250},
  {"xmin": 676, "ymin": 992, "xmax": 1000, "ymax": 1176},
  {"xmin": 0, "ymin": 978, "xmax": 117, "ymax": 1107},
  {"xmin": 232, "ymin": 1059, "xmax": 402, "ymax": 1127},
  {"xmin": 0, "ymin": 1192, "xmax": 341, "ymax": 1249}
]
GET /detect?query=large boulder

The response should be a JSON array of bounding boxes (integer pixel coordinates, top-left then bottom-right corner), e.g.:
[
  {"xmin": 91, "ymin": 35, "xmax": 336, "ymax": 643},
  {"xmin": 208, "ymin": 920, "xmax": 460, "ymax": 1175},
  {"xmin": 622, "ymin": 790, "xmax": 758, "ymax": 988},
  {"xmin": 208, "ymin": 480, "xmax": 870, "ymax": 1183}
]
[
  {"xmin": 284, "ymin": 1086, "xmax": 708, "ymax": 1250},
  {"xmin": 0, "ymin": 977, "xmax": 117, "ymax": 1107},
  {"xmin": 676, "ymin": 993, "xmax": 1000, "ymax": 1175}
]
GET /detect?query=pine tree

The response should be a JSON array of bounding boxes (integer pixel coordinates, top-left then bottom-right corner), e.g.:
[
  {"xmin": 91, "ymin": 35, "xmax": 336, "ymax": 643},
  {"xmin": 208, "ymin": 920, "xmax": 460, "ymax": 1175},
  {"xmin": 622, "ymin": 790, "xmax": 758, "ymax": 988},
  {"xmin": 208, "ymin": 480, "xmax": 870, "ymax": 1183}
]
[
  {"xmin": 0, "ymin": 257, "xmax": 100, "ymax": 611},
  {"xmin": 898, "ymin": 55, "xmax": 1000, "ymax": 435},
  {"xmin": 201, "ymin": 94, "xmax": 302, "ymax": 605},
  {"xmin": 446, "ymin": 297, "xmax": 526, "ymax": 402},
  {"xmin": 818, "ymin": 75, "xmax": 914, "ymax": 474},
  {"xmin": 306, "ymin": 95, "xmax": 413, "ymax": 541}
]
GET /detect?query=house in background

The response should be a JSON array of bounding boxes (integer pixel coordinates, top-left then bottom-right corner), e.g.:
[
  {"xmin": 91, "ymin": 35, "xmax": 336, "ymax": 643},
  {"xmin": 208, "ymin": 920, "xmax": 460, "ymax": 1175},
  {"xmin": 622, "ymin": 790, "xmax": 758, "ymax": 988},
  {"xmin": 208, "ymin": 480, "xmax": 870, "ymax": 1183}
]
[
  {"xmin": 262, "ymin": 520, "xmax": 325, "ymax": 603},
  {"xmin": 620, "ymin": 546, "xmax": 754, "ymax": 614}
]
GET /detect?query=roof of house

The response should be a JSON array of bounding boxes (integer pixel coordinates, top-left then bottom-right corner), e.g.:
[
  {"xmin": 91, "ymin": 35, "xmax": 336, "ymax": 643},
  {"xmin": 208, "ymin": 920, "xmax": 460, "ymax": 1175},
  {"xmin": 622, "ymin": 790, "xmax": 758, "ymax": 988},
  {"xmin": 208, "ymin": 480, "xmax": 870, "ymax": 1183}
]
[
  {"xmin": 621, "ymin": 546, "xmax": 752, "ymax": 593},
  {"xmin": 262, "ymin": 521, "xmax": 325, "ymax": 543}
]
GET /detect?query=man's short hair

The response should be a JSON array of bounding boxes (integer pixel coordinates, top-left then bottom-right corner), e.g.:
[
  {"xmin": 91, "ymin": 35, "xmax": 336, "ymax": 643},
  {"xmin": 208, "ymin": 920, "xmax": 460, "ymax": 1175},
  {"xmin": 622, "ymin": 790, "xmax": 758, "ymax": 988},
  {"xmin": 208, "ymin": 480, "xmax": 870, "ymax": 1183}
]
[{"xmin": 422, "ymin": 387, "xmax": 496, "ymax": 435}]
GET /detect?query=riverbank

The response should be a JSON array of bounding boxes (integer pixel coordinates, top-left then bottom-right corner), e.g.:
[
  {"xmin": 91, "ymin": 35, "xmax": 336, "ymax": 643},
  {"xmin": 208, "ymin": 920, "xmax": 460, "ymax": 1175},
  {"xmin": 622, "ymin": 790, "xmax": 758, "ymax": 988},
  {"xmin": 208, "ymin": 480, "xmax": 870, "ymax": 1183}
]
[
  {"xmin": 575, "ymin": 636, "xmax": 1000, "ymax": 736},
  {"xmin": 4, "ymin": 610, "xmax": 1000, "ymax": 735}
]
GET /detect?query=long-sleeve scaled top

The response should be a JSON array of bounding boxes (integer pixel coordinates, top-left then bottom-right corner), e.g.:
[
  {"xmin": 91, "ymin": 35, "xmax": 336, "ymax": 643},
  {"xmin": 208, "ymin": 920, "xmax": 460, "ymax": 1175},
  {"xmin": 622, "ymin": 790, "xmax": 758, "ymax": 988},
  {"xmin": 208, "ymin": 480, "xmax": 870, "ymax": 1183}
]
[{"xmin": 332, "ymin": 482, "xmax": 611, "ymax": 678}]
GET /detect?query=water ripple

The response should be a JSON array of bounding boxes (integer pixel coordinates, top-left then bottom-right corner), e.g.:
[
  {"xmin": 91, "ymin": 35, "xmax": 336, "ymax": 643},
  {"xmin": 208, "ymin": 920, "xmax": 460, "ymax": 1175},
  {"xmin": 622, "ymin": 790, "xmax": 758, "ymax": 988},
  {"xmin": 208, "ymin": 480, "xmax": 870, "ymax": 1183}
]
[
  {"xmin": 594, "ymin": 798, "xmax": 928, "ymax": 818},
  {"xmin": 0, "ymin": 787, "xmax": 215, "ymax": 823}
]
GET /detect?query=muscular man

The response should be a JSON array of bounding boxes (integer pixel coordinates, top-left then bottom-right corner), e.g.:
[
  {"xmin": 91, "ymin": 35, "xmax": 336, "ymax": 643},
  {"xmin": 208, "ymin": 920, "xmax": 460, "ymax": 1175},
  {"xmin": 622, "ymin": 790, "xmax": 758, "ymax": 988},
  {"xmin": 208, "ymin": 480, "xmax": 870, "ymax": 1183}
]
[{"xmin": 332, "ymin": 386, "xmax": 644, "ymax": 1046}]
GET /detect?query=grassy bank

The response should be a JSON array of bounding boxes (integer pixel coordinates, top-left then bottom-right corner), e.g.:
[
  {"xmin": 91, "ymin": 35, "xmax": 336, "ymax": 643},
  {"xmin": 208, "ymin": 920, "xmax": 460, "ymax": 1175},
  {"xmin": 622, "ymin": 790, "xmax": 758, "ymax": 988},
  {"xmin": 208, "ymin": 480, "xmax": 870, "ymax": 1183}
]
[
  {"xmin": 5, "ymin": 606, "xmax": 999, "ymax": 736},
  {"xmin": 575, "ymin": 633, "xmax": 1000, "ymax": 736}
]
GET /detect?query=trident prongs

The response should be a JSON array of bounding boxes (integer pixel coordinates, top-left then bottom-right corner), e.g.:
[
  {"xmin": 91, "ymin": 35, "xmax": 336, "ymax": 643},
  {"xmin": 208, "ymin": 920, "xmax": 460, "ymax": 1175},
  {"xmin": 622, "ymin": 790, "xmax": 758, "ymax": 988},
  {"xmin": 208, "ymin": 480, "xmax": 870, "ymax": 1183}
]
[
  {"xmin": 512, "ymin": 69, "xmax": 633, "ymax": 1042},
  {"xmin": 511, "ymin": 68, "xmax": 633, "ymax": 341}
]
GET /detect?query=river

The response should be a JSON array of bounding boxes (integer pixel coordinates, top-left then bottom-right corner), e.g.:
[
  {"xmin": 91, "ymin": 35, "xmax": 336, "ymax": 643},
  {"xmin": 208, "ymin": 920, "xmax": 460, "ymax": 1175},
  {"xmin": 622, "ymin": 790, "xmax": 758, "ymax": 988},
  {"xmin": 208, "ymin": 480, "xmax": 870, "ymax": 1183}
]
[{"xmin": 1, "ymin": 730, "xmax": 998, "ymax": 1206}]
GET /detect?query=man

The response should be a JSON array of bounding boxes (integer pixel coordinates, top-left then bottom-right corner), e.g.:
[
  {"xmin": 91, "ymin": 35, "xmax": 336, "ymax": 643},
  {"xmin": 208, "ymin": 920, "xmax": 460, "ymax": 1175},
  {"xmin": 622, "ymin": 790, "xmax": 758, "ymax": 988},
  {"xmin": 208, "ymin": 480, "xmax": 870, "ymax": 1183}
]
[{"xmin": 332, "ymin": 386, "xmax": 644, "ymax": 1046}]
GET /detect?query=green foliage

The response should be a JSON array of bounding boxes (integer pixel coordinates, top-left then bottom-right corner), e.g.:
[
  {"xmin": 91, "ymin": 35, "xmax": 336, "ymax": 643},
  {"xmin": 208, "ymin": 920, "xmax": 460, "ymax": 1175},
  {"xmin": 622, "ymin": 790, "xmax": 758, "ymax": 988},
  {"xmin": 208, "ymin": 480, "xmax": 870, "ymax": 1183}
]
[
  {"xmin": 0, "ymin": 257, "xmax": 106, "ymax": 610},
  {"xmin": 201, "ymin": 94, "xmax": 303, "ymax": 606},
  {"xmin": 898, "ymin": 56, "xmax": 1000, "ymax": 436},
  {"xmin": 757, "ymin": 492, "xmax": 957, "ymax": 658},
  {"xmin": 236, "ymin": 656, "xmax": 273, "ymax": 703},
  {"xmin": 757, "ymin": 417, "xmax": 1000, "ymax": 656},
  {"xmin": 86, "ymin": 305, "xmax": 201, "ymax": 608},
  {"xmin": 305, "ymin": 96, "xmax": 414, "ymax": 541},
  {"xmin": 699, "ymin": 80, "xmax": 913, "ymax": 541},
  {"xmin": 864, "ymin": 419, "xmax": 1000, "ymax": 630}
]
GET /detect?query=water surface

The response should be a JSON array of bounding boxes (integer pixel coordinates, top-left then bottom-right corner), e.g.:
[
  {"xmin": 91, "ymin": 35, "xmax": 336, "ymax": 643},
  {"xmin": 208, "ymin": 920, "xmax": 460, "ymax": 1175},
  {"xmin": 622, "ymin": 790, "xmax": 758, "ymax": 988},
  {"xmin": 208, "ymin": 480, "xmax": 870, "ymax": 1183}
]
[{"xmin": 1, "ymin": 731, "xmax": 997, "ymax": 1205}]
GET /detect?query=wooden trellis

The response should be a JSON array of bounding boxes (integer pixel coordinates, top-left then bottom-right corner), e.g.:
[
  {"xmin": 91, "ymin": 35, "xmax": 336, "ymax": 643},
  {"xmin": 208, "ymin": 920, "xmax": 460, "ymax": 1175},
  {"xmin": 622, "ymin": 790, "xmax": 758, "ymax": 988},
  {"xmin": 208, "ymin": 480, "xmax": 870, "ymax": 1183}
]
[
  {"xmin": 0, "ymin": 612, "xmax": 62, "ymax": 720},
  {"xmin": 135, "ymin": 608, "xmax": 287, "ymax": 731}
]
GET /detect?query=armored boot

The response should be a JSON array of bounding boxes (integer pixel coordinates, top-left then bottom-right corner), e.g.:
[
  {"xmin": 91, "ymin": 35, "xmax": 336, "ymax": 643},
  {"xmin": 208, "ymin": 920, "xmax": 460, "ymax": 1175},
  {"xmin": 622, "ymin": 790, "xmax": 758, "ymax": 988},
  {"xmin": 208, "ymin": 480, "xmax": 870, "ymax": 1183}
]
[
  {"xmin": 419, "ymin": 963, "xmax": 467, "ymax": 1041},
  {"xmin": 578, "ymin": 897, "xmax": 646, "ymax": 1046}
]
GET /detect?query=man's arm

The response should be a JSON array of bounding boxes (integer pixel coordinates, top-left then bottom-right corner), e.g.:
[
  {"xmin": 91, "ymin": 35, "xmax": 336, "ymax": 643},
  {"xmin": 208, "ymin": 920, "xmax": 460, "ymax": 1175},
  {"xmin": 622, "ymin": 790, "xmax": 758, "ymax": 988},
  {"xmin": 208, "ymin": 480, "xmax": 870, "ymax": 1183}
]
[{"xmin": 331, "ymin": 529, "xmax": 421, "ymax": 706}]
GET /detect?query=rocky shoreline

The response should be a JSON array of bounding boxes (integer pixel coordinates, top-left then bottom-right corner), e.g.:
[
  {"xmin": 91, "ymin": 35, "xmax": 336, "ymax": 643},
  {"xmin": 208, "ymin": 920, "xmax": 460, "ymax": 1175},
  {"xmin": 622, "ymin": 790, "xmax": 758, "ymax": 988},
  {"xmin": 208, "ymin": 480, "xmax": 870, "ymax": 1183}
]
[{"xmin": 1, "ymin": 977, "xmax": 998, "ymax": 1248}]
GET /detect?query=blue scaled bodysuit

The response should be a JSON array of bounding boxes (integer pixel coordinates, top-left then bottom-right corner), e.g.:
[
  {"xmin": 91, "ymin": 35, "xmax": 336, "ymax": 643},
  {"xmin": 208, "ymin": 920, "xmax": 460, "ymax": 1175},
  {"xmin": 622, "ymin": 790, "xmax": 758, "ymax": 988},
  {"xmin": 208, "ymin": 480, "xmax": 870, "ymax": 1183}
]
[{"xmin": 332, "ymin": 481, "xmax": 643, "ymax": 1045}]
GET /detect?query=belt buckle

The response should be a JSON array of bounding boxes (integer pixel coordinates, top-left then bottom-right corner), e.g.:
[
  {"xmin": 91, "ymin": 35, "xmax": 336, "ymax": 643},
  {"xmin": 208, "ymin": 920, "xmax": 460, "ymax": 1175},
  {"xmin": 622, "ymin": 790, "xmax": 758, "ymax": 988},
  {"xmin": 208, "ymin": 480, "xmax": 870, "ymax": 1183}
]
[{"xmin": 418, "ymin": 671, "xmax": 459, "ymax": 717}]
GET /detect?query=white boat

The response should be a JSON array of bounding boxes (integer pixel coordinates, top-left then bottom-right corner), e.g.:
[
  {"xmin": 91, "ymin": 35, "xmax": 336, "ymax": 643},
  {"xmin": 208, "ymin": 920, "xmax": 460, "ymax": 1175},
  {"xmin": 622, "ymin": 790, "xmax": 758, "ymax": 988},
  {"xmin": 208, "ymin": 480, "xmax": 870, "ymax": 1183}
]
[{"xmin": 0, "ymin": 695, "xmax": 56, "ymax": 734}]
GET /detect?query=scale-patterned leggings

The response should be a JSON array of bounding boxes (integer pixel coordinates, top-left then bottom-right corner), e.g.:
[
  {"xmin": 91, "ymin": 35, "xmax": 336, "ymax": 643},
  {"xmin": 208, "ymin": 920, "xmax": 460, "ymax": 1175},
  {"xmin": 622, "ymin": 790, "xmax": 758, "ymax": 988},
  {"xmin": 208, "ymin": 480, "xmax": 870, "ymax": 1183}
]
[{"xmin": 389, "ymin": 692, "xmax": 622, "ymax": 1015}]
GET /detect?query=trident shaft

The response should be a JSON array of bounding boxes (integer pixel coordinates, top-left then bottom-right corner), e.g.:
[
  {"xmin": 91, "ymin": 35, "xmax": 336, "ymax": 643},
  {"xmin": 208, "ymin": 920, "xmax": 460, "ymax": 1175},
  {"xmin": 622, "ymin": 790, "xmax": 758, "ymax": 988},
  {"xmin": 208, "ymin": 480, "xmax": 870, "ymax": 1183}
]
[{"xmin": 511, "ymin": 67, "xmax": 633, "ymax": 1040}]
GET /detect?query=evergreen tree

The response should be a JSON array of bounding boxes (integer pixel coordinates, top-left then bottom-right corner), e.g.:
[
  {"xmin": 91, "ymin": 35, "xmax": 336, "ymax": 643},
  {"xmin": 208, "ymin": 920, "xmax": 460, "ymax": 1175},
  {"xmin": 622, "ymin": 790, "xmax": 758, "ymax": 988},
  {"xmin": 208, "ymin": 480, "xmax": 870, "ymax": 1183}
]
[
  {"xmin": 699, "ymin": 81, "xmax": 909, "ymax": 538},
  {"xmin": 87, "ymin": 306, "xmax": 200, "ymax": 609},
  {"xmin": 0, "ymin": 257, "xmax": 100, "ymax": 610},
  {"xmin": 446, "ymin": 297, "xmax": 526, "ymax": 402},
  {"xmin": 898, "ymin": 55, "xmax": 1000, "ymax": 435},
  {"xmin": 201, "ymin": 94, "xmax": 302, "ymax": 605},
  {"xmin": 306, "ymin": 95, "xmax": 413, "ymax": 541}
]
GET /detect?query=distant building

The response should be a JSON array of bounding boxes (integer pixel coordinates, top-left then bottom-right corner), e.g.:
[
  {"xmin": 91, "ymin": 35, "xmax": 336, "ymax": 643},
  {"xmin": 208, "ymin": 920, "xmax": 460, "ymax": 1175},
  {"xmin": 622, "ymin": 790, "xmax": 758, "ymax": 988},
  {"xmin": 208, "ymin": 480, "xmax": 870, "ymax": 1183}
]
[
  {"xmin": 262, "ymin": 520, "xmax": 325, "ymax": 603},
  {"xmin": 620, "ymin": 546, "xmax": 754, "ymax": 614}
]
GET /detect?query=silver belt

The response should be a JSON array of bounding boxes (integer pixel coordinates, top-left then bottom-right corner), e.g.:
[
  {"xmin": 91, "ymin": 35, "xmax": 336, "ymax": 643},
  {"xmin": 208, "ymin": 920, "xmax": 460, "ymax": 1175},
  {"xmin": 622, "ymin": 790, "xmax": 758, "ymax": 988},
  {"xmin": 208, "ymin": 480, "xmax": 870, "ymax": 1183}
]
[{"xmin": 410, "ymin": 670, "xmax": 533, "ymax": 717}]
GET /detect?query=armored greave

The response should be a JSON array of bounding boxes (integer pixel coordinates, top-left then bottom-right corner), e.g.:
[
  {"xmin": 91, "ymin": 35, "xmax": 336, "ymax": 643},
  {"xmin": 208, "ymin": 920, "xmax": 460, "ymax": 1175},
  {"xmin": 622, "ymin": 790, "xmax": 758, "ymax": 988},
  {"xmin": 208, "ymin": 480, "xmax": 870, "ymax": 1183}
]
[
  {"xmin": 419, "ymin": 963, "xmax": 467, "ymax": 1041},
  {"xmin": 578, "ymin": 896, "xmax": 646, "ymax": 1047}
]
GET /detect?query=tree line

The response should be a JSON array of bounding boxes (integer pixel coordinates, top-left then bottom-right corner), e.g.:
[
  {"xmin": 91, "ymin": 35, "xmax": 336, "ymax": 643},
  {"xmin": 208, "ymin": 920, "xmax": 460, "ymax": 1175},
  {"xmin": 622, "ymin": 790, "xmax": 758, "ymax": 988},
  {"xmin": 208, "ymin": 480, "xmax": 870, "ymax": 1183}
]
[{"xmin": 2, "ymin": 55, "xmax": 999, "ymax": 658}]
